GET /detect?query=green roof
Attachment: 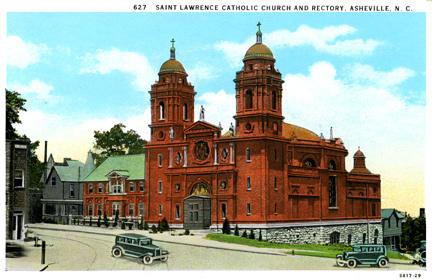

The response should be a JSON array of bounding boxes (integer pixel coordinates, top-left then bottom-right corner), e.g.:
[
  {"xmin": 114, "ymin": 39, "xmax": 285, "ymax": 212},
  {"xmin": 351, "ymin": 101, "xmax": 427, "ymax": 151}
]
[
  {"xmin": 84, "ymin": 154, "xmax": 145, "ymax": 182},
  {"xmin": 54, "ymin": 160, "xmax": 87, "ymax": 182},
  {"xmin": 382, "ymin": 209, "xmax": 405, "ymax": 220}
]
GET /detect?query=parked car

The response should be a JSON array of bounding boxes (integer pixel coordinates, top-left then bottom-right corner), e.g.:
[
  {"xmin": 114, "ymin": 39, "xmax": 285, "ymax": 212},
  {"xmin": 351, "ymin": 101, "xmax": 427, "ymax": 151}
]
[
  {"xmin": 336, "ymin": 244, "xmax": 389, "ymax": 268},
  {"xmin": 111, "ymin": 233, "xmax": 169, "ymax": 264},
  {"xmin": 412, "ymin": 240, "xmax": 426, "ymax": 267}
]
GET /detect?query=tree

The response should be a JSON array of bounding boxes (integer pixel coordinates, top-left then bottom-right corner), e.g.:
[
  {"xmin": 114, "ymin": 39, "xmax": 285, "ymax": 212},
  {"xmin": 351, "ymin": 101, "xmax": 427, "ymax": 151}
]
[
  {"xmin": 6, "ymin": 89, "xmax": 44, "ymax": 188},
  {"xmin": 402, "ymin": 215, "xmax": 426, "ymax": 252},
  {"xmin": 104, "ymin": 212, "xmax": 109, "ymax": 228},
  {"xmin": 6, "ymin": 89, "xmax": 26, "ymax": 140},
  {"xmin": 249, "ymin": 229, "xmax": 255, "ymax": 240},
  {"xmin": 92, "ymin": 123, "xmax": 147, "ymax": 166},
  {"xmin": 234, "ymin": 225, "xmax": 239, "ymax": 236},
  {"xmin": 97, "ymin": 215, "xmax": 101, "ymax": 227},
  {"xmin": 222, "ymin": 218, "xmax": 231, "ymax": 234}
]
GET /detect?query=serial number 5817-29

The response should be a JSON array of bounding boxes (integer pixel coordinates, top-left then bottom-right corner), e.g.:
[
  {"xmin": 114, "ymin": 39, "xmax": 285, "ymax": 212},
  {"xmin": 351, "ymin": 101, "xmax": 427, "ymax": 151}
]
[{"xmin": 133, "ymin": 5, "xmax": 147, "ymax": 10}]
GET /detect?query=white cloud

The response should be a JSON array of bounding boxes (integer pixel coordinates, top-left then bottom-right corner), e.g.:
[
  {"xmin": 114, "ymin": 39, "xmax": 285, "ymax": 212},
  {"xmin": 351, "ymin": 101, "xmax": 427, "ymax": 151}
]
[
  {"xmin": 187, "ymin": 62, "xmax": 219, "ymax": 85},
  {"xmin": 8, "ymin": 79, "xmax": 57, "ymax": 102},
  {"xmin": 216, "ymin": 25, "xmax": 384, "ymax": 68},
  {"xmin": 79, "ymin": 48, "xmax": 157, "ymax": 91},
  {"xmin": 344, "ymin": 63, "xmax": 416, "ymax": 89},
  {"xmin": 7, "ymin": 36, "xmax": 50, "ymax": 68},
  {"xmin": 196, "ymin": 90, "xmax": 236, "ymax": 130}
]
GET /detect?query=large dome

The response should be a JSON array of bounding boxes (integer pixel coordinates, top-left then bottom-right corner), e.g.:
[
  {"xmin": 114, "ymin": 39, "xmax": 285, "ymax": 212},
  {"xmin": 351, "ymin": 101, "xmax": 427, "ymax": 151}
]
[
  {"xmin": 159, "ymin": 59, "xmax": 186, "ymax": 73},
  {"xmin": 244, "ymin": 43, "xmax": 274, "ymax": 59}
]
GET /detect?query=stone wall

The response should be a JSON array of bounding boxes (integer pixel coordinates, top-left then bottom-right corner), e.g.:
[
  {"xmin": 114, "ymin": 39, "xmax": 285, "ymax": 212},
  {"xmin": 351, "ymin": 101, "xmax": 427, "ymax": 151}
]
[{"xmin": 214, "ymin": 221, "xmax": 383, "ymax": 245}]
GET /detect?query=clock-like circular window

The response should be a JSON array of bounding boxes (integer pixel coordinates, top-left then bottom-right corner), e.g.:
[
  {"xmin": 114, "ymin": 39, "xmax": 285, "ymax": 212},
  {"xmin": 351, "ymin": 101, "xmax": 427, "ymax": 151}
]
[{"xmin": 194, "ymin": 141, "xmax": 210, "ymax": 161}]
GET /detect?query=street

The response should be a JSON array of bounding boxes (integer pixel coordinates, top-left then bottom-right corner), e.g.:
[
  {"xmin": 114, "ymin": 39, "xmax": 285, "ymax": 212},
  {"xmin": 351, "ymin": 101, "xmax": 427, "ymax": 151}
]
[{"xmin": 6, "ymin": 224, "xmax": 426, "ymax": 271}]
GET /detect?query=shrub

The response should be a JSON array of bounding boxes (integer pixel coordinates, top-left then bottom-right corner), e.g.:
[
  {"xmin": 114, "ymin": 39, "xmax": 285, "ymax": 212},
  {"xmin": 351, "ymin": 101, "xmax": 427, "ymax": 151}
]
[
  {"xmin": 151, "ymin": 225, "xmax": 158, "ymax": 233},
  {"xmin": 73, "ymin": 218, "xmax": 76, "ymax": 225},
  {"xmin": 83, "ymin": 219, "xmax": 86, "ymax": 226},
  {"xmin": 144, "ymin": 222, "xmax": 149, "ymax": 230},
  {"xmin": 234, "ymin": 225, "xmax": 239, "ymax": 236},
  {"xmin": 160, "ymin": 217, "xmax": 170, "ymax": 231},
  {"xmin": 89, "ymin": 216, "xmax": 93, "ymax": 226},
  {"xmin": 121, "ymin": 221, "xmax": 126, "ymax": 230},
  {"xmin": 258, "ymin": 230, "xmax": 262, "ymax": 241},
  {"xmin": 222, "ymin": 218, "xmax": 231, "ymax": 234},
  {"xmin": 249, "ymin": 230, "xmax": 255, "ymax": 240},
  {"xmin": 185, "ymin": 229, "xmax": 190, "ymax": 235},
  {"xmin": 139, "ymin": 216, "xmax": 144, "ymax": 230},
  {"xmin": 104, "ymin": 212, "xmax": 109, "ymax": 228},
  {"xmin": 241, "ymin": 230, "xmax": 247, "ymax": 238},
  {"xmin": 128, "ymin": 223, "xmax": 133, "ymax": 230},
  {"xmin": 113, "ymin": 211, "xmax": 119, "ymax": 227},
  {"xmin": 97, "ymin": 215, "xmax": 101, "ymax": 227}
]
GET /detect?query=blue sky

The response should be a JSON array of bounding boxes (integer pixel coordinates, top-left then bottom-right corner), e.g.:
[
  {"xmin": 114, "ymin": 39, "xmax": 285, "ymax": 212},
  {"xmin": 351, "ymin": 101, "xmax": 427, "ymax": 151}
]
[{"xmin": 6, "ymin": 12, "xmax": 426, "ymax": 216}]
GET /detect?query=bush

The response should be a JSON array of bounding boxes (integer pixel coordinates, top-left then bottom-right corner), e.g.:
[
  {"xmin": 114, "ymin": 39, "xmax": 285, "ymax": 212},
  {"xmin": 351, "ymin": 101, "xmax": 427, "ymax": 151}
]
[
  {"xmin": 83, "ymin": 219, "xmax": 86, "ymax": 226},
  {"xmin": 139, "ymin": 216, "xmax": 144, "ymax": 230},
  {"xmin": 144, "ymin": 222, "xmax": 149, "ymax": 230},
  {"xmin": 185, "ymin": 229, "xmax": 190, "ymax": 235},
  {"xmin": 241, "ymin": 230, "xmax": 247, "ymax": 238},
  {"xmin": 128, "ymin": 223, "xmax": 133, "ymax": 230},
  {"xmin": 222, "ymin": 218, "xmax": 231, "ymax": 234},
  {"xmin": 104, "ymin": 212, "xmax": 109, "ymax": 228},
  {"xmin": 249, "ymin": 230, "xmax": 255, "ymax": 240},
  {"xmin": 258, "ymin": 230, "xmax": 262, "ymax": 241},
  {"xmin": 121, "ymin": 221, "xmax": 126, "ymax": 230},
  {"xmin": 158, "ymin": 217, "xmax": 170, "ymax": 231},
  {"xmin": 113, "ymin": 211, "xmax": 119, "ymax": 228},
  {"xmin": 234, "ymin": 225, "xmax": 239, "ymax": 236},
  {"xmin": 89, "ymin": 216, "xmax": 93, "ymax": 226},
  {"xmin": 97, "ymin": 215, "xmax": 101, "ymax": 227},
  {"xmin": 151, "ymin": 225, "xmax": 158, "ymax": 233}
]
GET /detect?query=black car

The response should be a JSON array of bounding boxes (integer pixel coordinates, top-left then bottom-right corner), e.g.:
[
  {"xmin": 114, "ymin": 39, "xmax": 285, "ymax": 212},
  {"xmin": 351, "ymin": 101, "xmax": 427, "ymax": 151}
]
[{"xmin": 111, "ymin": 233, "xmax": 169, "ymax": 264}]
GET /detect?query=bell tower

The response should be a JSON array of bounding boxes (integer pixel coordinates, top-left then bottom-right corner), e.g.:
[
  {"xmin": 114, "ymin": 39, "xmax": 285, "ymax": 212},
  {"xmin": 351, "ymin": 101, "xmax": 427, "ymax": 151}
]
[
  {"xmin": 234, "ymin": 23, "xmax": 284, "ymax": 137},
  {"xmin": 148, "ymin": 39, "xmax": 196, "ymax": 143}
]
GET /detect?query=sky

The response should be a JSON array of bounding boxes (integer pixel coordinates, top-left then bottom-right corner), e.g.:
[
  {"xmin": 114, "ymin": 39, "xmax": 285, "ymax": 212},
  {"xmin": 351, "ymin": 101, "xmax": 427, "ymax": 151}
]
[{"xmin": 6, "ymin": 11, "xmax": 427, "ymax": 217}]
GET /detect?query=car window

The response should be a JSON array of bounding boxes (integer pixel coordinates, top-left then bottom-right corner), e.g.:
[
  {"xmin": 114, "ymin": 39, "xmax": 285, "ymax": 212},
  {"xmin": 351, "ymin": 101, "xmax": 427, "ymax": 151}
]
[
  {"xmin": 132, "ymin": 239, "xmax": 138, "ymax": 245},
  {"xmin": 140, "ymin": 240, "xmax": 149, "ymax": 246},
  {"xmin": 126, "ymin": 238, "xmax": 132, "ymax": 244},
  {"xmin": 118, "ymin": 237, "xmax": 124, "ymax": 243}
]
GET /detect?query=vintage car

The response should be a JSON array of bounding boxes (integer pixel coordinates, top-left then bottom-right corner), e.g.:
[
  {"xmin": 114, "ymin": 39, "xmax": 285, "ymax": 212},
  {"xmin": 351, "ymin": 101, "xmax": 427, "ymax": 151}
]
[
  {"xmin": 111, "ymin": 233, "xmax": 169, "ymax": 264},
  {"xmin": 412, "ymin": 240, "xmax": 426, "ymax": 267},
  {"xmin": 336, "ymin": 244, "xmax": 389, "ymax": 268}
]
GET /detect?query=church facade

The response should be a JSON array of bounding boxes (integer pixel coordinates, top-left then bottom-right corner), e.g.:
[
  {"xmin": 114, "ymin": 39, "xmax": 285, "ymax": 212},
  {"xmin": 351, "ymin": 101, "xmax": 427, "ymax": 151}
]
[{"xmin": 143, "ymin": 24, "xmax": 382, "ymax": 244}]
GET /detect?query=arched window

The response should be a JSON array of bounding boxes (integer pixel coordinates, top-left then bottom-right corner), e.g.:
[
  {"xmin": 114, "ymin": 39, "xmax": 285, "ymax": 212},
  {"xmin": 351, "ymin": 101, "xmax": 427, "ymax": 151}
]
[
  {"xmin": 272, "ymin": 91, "xmax": 277, "ymax": 110},
  {"xmin": 183, "ymin": 104, "xmax": 188, "ymax": 120},
  {"xmin": 330, "ymin": 231, "xmax": 340, "ymax": 244},
  {"xmin": 303, "ymin": 158, "xmax": 317, "ymax": 167},
  {"xmin": 329, "ymin": 160, "xmax": 337, "ymax": 170},
  {"xmin": 245, "ymin": 90, "xmax": 253, "ymax": 109},
  {"xmin": 159, "ymin": 102, "xmax": 165, "ymax": 120},
  {"xmin": 221, "ymin": 203, "xmax": 227, "ymax": 219}
]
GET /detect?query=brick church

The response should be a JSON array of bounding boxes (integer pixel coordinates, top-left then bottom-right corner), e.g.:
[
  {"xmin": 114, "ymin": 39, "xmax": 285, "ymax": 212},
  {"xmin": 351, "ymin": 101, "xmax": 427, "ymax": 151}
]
[{"xmin": 84, "ymin": 23, "xmax": 382, "ymax": 245}]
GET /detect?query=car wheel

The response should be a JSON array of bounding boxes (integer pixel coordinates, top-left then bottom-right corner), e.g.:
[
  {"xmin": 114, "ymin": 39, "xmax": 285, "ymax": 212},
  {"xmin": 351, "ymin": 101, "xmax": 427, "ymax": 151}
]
[
  {"xmin": 378, "ymin": 258, "xmax": 388, "ymax": 268},
  {"xmin": 112, "ymin": 247, "xmax": 122, "ymax": 258},
  {"xmin": 143, "ymin": 255, "xmax": 153, "ymax": 265},
  {"xmin": 347, "ymin": 259, "xmax": 357, "ymax": 269},
  {"xmin": 161, "ymin": 255, "xmax": 168, "ymax": 262},
  {"xmin": 336, "ymin": 255, "xmax": 345, "ymax": 267}
]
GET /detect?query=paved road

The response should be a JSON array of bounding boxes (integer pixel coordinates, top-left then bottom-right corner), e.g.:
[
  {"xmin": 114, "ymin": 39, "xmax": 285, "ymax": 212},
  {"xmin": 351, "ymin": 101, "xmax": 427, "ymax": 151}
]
[{"xmin": 6, "ymin": 225, "xmax": 426, "ymax": 271}]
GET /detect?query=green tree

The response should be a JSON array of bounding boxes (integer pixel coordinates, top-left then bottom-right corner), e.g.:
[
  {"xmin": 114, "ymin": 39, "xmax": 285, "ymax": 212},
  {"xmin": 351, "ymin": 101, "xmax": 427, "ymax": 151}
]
[
  {"xmin": 6, "ymin": 89, "xmax": 26, "ymax": 140},
  {"xmin": 104, "ymin": 212, "xmax": 109, "ymax": 228},
  {"xmin": 6, "ymin": 89, "xmax": 44, "ymax": 188},
  {"xmin": 222, "ymin": 218, "xmax": 231, "ymax": 234},
  {"xmin": 401, "ymin": 215, "xmax": 426, "ymax": 252},
  {"xmin": 234, "ymin": 225, "xmax": 239, "ymax": 236},
  {"xmin": 92, "ymin": 123, "xmax": 147, "ymax": 166}
]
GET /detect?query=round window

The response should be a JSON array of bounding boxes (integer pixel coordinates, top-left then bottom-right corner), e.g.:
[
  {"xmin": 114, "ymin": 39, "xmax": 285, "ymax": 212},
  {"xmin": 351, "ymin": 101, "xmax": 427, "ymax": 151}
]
[{"xmin": 194, "ymin": 141, "xmax": 210, "ymax": 160}]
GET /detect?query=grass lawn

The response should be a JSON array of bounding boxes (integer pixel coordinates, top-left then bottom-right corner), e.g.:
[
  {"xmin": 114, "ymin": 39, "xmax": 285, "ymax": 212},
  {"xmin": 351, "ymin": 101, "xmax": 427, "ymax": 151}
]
[{"xmin": 205, "ymin": 234, "xmax": 410, "ymax": 261}]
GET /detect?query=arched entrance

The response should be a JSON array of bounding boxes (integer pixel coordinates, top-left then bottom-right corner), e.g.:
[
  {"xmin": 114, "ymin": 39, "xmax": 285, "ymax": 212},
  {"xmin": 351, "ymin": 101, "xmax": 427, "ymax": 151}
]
[{"xmin": 183, "ymin": 183, "xmax": 211, "ymax": 230}]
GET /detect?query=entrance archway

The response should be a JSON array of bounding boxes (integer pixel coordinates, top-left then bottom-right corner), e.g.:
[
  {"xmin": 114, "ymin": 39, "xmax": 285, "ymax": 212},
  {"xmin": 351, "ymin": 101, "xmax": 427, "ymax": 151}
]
[{"xmin": 183, "ymin": 183, "xmax": 211, "ymax": 230}]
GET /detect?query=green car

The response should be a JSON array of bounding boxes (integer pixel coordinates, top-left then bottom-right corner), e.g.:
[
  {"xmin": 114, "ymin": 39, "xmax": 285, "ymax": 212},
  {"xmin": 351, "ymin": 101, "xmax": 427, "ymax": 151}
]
[
  {"xmin": 111, "ymin": 233, "xmax": 169, "ymax": 264},
  {"xmin": 336, "ymin": 244, "xmax": 389, "ymax": 268}
]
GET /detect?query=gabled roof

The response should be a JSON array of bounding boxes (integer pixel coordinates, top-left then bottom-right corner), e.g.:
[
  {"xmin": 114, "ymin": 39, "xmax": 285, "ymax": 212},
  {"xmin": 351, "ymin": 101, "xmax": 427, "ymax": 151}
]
[
  {"xmin": 382, "ymin": 209, "xmax": 405, "ymax": 220},
  {"xmin": 184, "ymin": 120, "xmax": 221, "ymax": 133},
  {"xmin": 49, "ymin": 160, "xmax": 86, "ymax": 182},
  {"xmin": 84, "ymin": 154, "xmax": 145, "ymax": 182}
]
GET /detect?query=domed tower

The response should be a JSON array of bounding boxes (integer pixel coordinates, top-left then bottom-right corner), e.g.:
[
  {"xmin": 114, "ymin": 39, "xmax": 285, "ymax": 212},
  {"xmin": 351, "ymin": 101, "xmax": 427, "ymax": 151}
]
[
  {"xmin": 149, "ymin": 39, "xmax": 196, "ymax": 142},
  {"xmin": 234, "ymin": 22, "xmax": 284, "ymax": 137},
  {"xmin": 350, "ymin": 148, "xmax": 372, "ymax": 174}
]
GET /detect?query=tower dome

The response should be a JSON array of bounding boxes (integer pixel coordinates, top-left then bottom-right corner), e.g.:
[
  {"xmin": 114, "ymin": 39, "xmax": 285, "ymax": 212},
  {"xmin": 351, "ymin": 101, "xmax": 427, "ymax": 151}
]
[
  {"xmin": 159, "ymin": 38, "xmax": 186, "ymax": 73},
  {"xmin": 244, "ymin": 22, "xmax": 274, "ymax": 60}
]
